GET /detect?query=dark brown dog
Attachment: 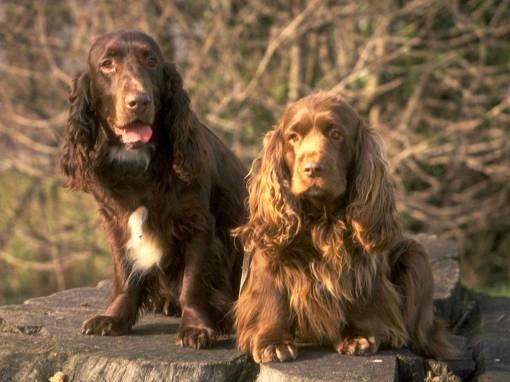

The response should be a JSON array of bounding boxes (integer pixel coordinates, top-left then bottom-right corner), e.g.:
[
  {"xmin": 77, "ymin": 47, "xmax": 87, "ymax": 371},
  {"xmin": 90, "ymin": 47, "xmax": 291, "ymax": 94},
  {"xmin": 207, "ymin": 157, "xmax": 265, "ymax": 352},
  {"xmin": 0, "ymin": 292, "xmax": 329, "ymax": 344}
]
[
  {"xmin": 60, "ymin": 30, "xmax": 246, "ymax": 349},
  {"xmin": 235, "ymin": 92, "xmax": 457, "ymax": 362}
]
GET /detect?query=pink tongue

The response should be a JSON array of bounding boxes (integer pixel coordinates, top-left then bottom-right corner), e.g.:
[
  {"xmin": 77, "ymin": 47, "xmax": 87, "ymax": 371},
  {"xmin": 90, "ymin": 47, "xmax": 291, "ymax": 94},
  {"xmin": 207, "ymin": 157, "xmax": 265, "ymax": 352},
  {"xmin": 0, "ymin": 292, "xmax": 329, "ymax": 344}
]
[{"xmin": 122, "ymin": 125, "xmax": 153, "ymax": 144}]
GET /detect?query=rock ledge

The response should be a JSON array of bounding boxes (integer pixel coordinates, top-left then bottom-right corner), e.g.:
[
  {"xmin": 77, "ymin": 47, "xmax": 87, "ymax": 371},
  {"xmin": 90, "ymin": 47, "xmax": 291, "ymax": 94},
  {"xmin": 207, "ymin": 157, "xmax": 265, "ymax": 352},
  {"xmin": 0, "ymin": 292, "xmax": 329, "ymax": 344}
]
[{"xmin": 0, "ymin": 236, "xmax": 498, "ymax": 381}]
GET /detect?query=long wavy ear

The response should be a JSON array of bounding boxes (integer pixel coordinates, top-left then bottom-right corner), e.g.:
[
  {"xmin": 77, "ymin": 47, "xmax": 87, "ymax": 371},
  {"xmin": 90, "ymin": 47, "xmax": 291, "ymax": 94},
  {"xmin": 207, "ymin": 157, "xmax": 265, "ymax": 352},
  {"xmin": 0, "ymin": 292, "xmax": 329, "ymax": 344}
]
[
  {"xmin": 346, "ymin": 121, "xmax": 399, "ymax": 253},
  {"xmin": 237, "ymin": 125, "xmax": 301, "ymax": 254},
  {"xmin": 163, "ymin": 63, "xmax": 203, "ymax": 182},
  {"xmin": 60, "ymin": 72, "xmax": 97, "ymax": 190}
]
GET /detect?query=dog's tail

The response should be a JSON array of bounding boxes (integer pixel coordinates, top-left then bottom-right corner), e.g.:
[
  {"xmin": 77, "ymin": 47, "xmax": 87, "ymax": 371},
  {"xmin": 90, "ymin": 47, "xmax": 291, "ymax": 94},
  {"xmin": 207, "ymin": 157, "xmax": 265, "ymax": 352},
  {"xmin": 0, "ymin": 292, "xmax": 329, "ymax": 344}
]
[
  {"xmin": 390, "ymin": 238, "xmax": 459, "ymax": 359},
  {"xmin": 412, "ymin": 316, "xmax": 459, "ymax": 359}
]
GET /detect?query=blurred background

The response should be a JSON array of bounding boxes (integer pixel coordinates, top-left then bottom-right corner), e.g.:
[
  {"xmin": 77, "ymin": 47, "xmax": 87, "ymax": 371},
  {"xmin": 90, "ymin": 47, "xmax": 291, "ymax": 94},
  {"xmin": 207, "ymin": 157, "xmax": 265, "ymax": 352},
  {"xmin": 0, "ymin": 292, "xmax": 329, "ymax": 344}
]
[{"xmin": 0, "ymin": 0, "xmax": 508, "ymax": 304}]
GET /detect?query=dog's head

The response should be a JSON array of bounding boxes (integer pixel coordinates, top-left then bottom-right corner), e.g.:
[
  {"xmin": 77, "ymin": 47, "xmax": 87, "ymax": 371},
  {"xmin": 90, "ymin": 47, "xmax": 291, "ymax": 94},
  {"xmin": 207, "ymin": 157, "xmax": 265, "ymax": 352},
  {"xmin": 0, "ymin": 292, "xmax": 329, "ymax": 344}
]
[
  {"xmin": 60, "ymin": 30, "xmax": 201, "ymax": 187},
  {"xmin": 86, "ymin": 30, "xmax": 165, "ymax": 147},
  {"xmin": 240, "ymin": 93, "xmax": 399, "ymax": 253}
]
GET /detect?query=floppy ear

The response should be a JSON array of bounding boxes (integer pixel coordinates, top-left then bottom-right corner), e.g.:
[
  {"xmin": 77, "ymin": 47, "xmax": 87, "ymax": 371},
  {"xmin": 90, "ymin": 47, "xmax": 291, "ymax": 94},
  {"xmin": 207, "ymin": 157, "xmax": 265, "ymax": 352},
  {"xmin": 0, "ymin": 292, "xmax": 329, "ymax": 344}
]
[
  {"xmin": 346, "ymin": 122, "xmax": 399, "ymax": 253},
  {"xmin": 237, "ymin": 125, "xmax": 301, "ymax": 254},
  {"xmin": 163, "ymin": 63, "xmax": 203, "ymax": 182},
  {"xmin": 60, "ymin": 72, "xmax": 98, "ymax": 190}
]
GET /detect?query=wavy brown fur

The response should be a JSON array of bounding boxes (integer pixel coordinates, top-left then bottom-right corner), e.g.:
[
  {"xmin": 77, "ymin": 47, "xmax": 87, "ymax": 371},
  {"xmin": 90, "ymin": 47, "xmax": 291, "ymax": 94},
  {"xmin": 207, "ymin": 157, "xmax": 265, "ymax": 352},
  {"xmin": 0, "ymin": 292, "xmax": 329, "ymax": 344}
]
[
  {"xmin": 60, "ymin": 31, "xmax": 246, "ymax": 349},
  {"xmin": 235, "ymin": 92, "xmax": 457, "ymax": 363}
]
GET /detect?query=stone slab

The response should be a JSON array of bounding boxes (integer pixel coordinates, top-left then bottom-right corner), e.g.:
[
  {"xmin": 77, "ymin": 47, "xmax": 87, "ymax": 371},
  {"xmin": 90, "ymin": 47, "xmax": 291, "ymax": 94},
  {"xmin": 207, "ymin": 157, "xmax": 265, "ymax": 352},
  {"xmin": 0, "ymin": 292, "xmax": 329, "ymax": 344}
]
[
  {"xmin": 0, "ymin": 237, "xmax": 477, "ymax": 381},
  {"xmin": 257, "ymin": 347, "xmax": 400, "ymax": 382},
  {"xmin": 471, "ymin": 295, "xmax": 510, "ymax": 381},
  {"xmin": 415, "ymin": 234, "xmax": 464, "ymax": 325},
  {"xmin": 0, "ymin": 283, "xmax": 256, "ymax": 382}
]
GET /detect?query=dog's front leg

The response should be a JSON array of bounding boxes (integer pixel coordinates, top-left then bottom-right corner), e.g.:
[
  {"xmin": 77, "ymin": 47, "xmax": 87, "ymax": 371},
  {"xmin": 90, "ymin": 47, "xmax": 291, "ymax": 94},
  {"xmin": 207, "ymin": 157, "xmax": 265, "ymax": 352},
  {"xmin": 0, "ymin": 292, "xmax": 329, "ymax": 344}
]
[
  {"xmin": 236, "ymin": 252, "xmax": 298, "ymax": 363},
  {"xmin": 176, "ymin": 230, "xmax": 218, "ymax": 349},
  {"xmin": 82, "ymin": 241, "xmax": 142, "ymax": 336}
]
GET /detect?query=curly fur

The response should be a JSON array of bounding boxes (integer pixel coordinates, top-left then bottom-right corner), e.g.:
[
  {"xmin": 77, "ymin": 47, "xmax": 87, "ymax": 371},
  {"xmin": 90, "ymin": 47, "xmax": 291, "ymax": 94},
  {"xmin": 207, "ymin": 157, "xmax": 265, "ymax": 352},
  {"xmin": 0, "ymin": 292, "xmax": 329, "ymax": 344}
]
[{"xmin": 235, "ymin": 92, "xmax": 457, "ymax": 362}]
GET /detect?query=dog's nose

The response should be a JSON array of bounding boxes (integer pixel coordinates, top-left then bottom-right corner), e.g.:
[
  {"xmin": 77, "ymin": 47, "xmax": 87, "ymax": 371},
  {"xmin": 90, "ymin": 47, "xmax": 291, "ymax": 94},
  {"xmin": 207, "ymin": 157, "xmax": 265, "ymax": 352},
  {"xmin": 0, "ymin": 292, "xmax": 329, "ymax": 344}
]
[
  {"xmin": 125, "ymin": 93, "xmax": 151, "ymax": 111},
  {"xmin": 303, "ymin": 162, "xmax": 324, "ymax": 178}
]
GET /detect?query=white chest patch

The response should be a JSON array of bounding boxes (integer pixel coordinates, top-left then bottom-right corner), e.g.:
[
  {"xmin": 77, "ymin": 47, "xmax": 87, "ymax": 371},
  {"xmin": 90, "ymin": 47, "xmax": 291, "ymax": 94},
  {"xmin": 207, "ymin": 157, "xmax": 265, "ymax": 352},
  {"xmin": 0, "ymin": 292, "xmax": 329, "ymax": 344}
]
[{"xmin": 126, "ymin": 206, "xmax": 163, "ymax": 272}]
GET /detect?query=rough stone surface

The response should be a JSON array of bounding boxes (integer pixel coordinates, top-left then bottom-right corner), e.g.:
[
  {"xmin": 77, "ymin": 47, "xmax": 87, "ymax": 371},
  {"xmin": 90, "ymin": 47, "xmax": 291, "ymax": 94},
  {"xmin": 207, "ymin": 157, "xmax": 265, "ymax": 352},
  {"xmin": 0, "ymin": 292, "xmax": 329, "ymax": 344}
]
[
  {"xmin": 0, "ymin": 236, "xmax": 493, "ymax": 381},
  {"xmin": 415, "ymin": 234, "xmax": 466, "ymax": 326},
  {"xmin": 470, "ymin": 295, "xmax": 510, "ymax": 381},
  {"xmin": 257, "ymin": 348, "xmax": 400, "ymax": 382},
  {"xmin": 0, "ymin": 283, "xmax": 257, "ymax": 382}
]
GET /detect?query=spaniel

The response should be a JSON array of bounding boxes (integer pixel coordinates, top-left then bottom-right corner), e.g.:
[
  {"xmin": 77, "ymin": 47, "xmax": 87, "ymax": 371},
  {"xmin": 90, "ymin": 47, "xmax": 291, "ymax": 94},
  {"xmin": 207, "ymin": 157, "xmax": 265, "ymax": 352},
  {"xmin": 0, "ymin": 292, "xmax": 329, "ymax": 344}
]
[
  {"xmin": 235, "ymin": 92, "xmax": 457, "ymax": 362},
  {"xmin": 60, "ymin": 30, "xmax": 246, "ymax": 349}
]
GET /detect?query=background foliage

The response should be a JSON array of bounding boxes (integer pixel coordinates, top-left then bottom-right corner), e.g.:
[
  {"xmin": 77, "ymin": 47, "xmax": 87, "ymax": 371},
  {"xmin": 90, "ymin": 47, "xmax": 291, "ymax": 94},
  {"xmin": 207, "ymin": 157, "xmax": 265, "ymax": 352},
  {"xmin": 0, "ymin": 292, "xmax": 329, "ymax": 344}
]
[{"xmin": 0, "ymin": 0, "xmax": 509, "ymax": 304}]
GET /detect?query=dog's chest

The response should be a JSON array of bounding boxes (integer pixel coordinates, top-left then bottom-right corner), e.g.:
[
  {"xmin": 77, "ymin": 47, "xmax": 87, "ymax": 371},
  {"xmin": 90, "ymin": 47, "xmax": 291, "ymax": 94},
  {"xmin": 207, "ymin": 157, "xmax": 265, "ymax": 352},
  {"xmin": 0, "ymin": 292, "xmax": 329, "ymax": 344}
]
[{"xmin": 126, "ymin": 206, "xmax": 165, "ymax": 272}]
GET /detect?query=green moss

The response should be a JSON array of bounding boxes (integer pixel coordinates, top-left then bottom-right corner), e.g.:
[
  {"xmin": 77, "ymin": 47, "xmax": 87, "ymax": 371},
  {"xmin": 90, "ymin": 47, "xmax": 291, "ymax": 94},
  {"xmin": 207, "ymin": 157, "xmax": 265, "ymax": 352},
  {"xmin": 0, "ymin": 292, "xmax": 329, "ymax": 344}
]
[{"xmin": 473, "ymin": 283, "xmax": 510, "ymax": 298}]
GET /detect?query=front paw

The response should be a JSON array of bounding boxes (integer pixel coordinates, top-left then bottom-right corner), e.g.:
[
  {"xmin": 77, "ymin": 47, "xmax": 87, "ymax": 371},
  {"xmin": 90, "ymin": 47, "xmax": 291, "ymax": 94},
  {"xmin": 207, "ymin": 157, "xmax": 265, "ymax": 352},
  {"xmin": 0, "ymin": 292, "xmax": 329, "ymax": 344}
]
[
  {"xmin": 335, "ymin": 336, "xmax": 379, "ymax": 355},
  {"xmin": 176, "ymin": 326, "xmax": 216, "ymax": 349},
  {"xmin": 81, "ymin": 315, "xmax": 130, "ymax": 336},
  {"xmin": 252, "ymin": 342, "xmax": 298, "ymax": 363}
]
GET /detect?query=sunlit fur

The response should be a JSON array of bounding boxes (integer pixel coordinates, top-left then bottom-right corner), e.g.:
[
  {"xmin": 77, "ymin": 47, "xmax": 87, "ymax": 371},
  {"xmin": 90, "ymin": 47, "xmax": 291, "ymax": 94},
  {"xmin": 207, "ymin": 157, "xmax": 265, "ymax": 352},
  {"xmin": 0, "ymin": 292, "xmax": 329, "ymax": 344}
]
[{"xmin": 235, "ymin": 92, "xmax": 457, "ymax": 362}]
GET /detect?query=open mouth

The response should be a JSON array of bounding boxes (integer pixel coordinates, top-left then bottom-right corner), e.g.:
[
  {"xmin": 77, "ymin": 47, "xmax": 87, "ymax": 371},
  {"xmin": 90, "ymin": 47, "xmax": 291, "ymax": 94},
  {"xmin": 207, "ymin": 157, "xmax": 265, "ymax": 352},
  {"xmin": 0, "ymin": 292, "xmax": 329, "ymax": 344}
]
[{"xmin": 113, "ymin": 121, "xmax": 153, "ymax": 145}]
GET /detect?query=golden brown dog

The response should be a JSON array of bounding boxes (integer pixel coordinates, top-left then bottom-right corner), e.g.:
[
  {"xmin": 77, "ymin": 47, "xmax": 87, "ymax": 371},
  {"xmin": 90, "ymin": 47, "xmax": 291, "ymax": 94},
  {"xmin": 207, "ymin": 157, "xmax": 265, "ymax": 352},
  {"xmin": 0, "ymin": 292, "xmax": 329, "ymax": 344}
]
[{"xmin": 235, "ymin": 92, "xmax": 457, "ymax": 363}]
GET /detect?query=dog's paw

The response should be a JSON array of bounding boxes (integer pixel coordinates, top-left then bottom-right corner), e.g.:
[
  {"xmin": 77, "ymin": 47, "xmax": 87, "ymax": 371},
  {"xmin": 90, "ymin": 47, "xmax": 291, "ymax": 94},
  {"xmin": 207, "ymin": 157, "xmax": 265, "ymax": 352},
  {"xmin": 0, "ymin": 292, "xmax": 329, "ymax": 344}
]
[
  {"xmin": 335, "ymin": 336, "xmax": 379, "ymax": 355},
  {"xmin": 252, "ymin": 342, "xmax": 298, "ymax": 363},
  {"xmin": 81, "ymin": 315, "xmax": 129, "ymax": 336},
  {"xmin": 176, "ymin": 326, "xmax": 216, "ymax": 349}
]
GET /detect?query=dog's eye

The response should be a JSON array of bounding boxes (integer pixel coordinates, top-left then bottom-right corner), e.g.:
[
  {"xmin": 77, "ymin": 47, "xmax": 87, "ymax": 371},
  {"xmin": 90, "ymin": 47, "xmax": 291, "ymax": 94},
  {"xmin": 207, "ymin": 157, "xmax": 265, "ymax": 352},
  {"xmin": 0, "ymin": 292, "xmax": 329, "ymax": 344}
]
[
  {"xmin": 146, "ymin": 56, "xmax": 158, "ymax": 67},
  {"xmin": 287, "ymin": 132, "xmax": 300, "ymax": 144},
  {"xmin": 329, "ymin": 129, "xmax": 343, "ymax": 141},
  {"xmin": 100, "ymin": 59, "xmax": 115, "ymax": 73}
]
